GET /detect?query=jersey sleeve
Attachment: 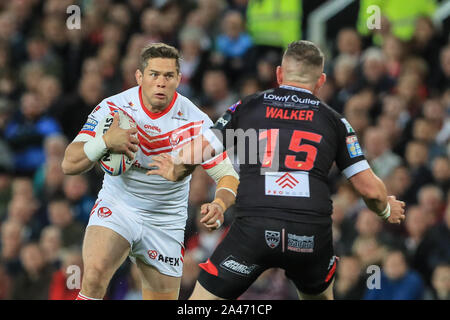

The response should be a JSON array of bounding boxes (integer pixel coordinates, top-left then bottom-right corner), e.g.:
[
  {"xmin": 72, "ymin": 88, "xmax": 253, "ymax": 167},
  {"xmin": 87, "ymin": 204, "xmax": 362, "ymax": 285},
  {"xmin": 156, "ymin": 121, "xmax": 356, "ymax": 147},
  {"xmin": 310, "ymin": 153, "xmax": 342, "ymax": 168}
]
[
  {"xmin": 72, "ymin": 100, "xmax": 112, "ymax": 143},
  {"xmin": 334, "ymin": 117, "xmax": 370, "ymax": 179},
  {"xmin": 199, "ymin": 112, "xmax": 229, "ymax": 169}
]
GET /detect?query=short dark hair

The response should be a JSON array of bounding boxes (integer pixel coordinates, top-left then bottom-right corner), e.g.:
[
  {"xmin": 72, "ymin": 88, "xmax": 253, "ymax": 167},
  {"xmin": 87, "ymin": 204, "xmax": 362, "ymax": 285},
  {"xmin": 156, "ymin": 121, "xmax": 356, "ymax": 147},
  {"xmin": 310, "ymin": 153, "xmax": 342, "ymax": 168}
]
[
  {"xmin": 281, "ymin": 40, "xmax": 325, "ymax": 84},
  {"xmin": 283, "ymin": 40, "xmax": 324, "ymax": 68},
  {"xmin": 139, "ymin": 43, "xmax": 181, "ymax": 73}
]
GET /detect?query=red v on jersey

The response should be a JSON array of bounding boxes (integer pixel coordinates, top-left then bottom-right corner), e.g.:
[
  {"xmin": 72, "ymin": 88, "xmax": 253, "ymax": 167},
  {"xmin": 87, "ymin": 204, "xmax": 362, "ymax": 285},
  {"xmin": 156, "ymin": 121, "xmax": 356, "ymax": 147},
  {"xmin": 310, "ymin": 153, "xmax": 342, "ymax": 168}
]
[{"xmin": 138, "ymin": 121, "xmax": 203, "ymax": 155}]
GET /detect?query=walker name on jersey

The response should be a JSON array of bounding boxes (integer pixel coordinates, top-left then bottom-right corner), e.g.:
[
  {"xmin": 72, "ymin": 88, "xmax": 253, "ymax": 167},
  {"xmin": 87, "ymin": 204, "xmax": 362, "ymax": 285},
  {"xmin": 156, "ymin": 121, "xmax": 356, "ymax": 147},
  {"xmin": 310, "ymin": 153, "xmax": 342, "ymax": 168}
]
[
  {"xmin": 265, "ymin": 107, "xmax": 315, "ymax": 121},
  {"xmin": 265, "ymin": 171, "xmax": 310, "ymax": 197},
  {"xmin": 147, "ymin": 250, "xmax": 181, "ymax": 266}
]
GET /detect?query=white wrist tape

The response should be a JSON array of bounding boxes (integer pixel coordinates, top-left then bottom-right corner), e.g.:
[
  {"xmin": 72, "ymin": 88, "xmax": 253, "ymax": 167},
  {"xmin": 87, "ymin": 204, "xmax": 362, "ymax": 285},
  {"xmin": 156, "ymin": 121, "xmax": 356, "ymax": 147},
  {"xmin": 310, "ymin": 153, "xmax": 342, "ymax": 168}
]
[
  {"xmin": 83, "ymin": 136, "xmax": 108, "ymax": 162},
  {"xmin": 378, "ymin": 202, "xmax": 391, "ymax": 220}
]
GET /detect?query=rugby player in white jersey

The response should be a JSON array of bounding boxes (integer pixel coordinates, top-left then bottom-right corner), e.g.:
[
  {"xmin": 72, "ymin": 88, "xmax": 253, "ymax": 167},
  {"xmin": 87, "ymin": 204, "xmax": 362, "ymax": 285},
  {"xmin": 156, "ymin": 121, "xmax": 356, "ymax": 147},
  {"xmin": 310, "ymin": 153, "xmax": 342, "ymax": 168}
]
[{"xmin": 62, "ymin": 43, "xmax": 239, "ymax": 300}]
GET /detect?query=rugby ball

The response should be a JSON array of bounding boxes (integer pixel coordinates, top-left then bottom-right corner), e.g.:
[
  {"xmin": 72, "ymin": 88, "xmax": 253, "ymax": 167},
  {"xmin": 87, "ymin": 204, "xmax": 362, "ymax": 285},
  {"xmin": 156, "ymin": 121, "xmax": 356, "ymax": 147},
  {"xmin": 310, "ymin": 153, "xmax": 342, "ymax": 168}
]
[{"xmin": 97, "ymin": 109, "xmax": 137, "ymax": 176}]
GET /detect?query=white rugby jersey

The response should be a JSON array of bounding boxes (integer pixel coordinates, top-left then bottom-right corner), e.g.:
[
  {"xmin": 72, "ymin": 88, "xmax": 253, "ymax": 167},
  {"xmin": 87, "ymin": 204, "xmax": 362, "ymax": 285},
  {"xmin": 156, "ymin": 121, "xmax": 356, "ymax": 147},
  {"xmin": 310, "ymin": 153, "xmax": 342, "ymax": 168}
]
[{"xmin": 73, "ymin": 86, "xmax": 226, "ymax": 223}]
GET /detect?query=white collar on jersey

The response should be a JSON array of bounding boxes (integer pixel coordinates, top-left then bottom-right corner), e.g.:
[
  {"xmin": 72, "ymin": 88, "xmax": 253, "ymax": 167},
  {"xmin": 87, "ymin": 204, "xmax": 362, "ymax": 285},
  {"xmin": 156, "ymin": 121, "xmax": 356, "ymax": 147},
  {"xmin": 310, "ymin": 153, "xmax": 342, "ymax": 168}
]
[{"xmin": 279, "ymin": 85, "xmax": 312, "ymax": 95}]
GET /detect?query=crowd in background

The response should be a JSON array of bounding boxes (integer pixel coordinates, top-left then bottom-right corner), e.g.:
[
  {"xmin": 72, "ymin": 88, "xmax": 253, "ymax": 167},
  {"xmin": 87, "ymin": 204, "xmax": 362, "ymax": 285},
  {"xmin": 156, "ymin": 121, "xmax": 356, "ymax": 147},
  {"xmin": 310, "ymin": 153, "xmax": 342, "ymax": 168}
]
[{"xmin": 0, "ymin": 0, "xmax": 448, "ymax": 300}]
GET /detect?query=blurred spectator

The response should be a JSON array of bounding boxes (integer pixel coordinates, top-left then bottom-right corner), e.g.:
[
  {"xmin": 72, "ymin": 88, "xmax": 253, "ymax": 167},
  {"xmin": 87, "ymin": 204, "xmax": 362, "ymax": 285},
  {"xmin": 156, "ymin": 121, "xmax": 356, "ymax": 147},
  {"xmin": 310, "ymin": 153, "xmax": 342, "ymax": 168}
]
[
  {"xmin": 0, "ymin": 263, "xmax": 12, "ymax": 299},
  {"xmin": 4, "ymin": 91, "xmax": 62, "ymax": 175},
  {"xmin": 177, "ymin": 26, "xmax": 211, "ymax": 98},
  {"xmin": 7, "ymin": 195, "xmax": 42, "ymax": 241},
  {"xmin": 417, "ymin": 184, "xmax": 446, "ymax": 224},
  {"xmin": 357, "ymin": 47, "xmax": 396, "ymax": 94},
  {"xmin": 431, "ymin": 156, "xmax": 450, "ymax": 194},
  {"xmin": 334, "ymin": 255, "xmax": 366, "ymax": 300},
  {"xmin": 62, "ymin": 175, "xmax": 96, "ymax": 224},
  {"xmin": 214, "ymin": 10, "xmax": 252, "ymax": 82},
  {"xmin": 364, "ymin": 250, "xmax": 425, "ymax": 300},
  {"xmin": 0, "ymin": 219, "xmax": 24, "ymax": 275},
  {"xmin": 0, "ymin": 168, "xmax": 12, "ymax": 221},
  {"xmin": 403, "ymin": 140, "xmax": 434, "ymax": 204},
  {"xmin": 362, "ymin": 126, "xmax": 402, "ymax": 179},
  {"xmin": 55, "ymin": 73, "xmax": 104, "ymax": 140},
  {"xmin": 47, "ymin": 198, "xmax": 84, "ymax": 248},
  {"xmin": 330, "ymin": 54, "xmax": 359, "ymax": 113},
  {"xmin": 430, "ymin": 44, "xmax": 450, "ymax": 94},
  {"xmin": 255, "ymin": 51, "xmax": 279, "ymax": 90},
  {"xmin": 424, "ymin": 264, "xmax": 450, "ymax": 300},
  {"xmin": 352, "ymin": 237, "xmax": 386, "ymax": 270},
  {"xmin": 48, "ymin": 248, "xmax": 82, "ymax": 300},
  {"xmin": 199, "ymin": 68, "xmax": 238, "ymax": 118},
  {"xmin": 336, "ymin": 28, "xmax": 362, "ymax": 58},
  {"xmin": 140, "ymin": 7, "xmax": 163, "ymax": 44},
  {"xmin": 216, "ymin": 10, "xmax": 253, "ymax": 59},
  {"xmin": 403, "ymin": 206, "xmax": 433, "ymax": 260},
  {"xmin": 39, "ymin": 226, "xmax": 63, "ymax": 269},
  {"xmin": 413, "ymin": 205, "xmax": 450, "ymax": 286},
  {"xmin": 24, "ymin": 35, "xmax": 62, "ymax": 80},
  {"xmin": 33, "ymin": 157, "xmax": 65, "ymax": 203},
  {"xmin": 382, "ymin": 35, "xmax": 405, "ymax": 79},
  {"xmin": 11, "ymin": 242, "xmax": 55, "ymax": 300}
]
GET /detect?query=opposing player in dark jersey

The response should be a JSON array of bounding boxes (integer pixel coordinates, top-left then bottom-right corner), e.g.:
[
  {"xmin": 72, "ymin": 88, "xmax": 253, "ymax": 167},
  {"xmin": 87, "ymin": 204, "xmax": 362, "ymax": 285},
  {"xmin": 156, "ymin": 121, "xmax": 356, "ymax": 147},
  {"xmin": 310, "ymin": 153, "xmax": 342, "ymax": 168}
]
[{"xmin": 149, "ymin": 40, "xmax": 406, "ymax": 300}]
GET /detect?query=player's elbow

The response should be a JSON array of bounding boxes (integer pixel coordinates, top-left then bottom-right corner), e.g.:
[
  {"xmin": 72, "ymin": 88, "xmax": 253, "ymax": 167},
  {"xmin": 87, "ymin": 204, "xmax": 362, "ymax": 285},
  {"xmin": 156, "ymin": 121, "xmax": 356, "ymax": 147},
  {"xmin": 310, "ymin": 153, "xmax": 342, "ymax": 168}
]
[{"xmin": 61, "ymin": 157, "xmax": 77, "ymax": 175}]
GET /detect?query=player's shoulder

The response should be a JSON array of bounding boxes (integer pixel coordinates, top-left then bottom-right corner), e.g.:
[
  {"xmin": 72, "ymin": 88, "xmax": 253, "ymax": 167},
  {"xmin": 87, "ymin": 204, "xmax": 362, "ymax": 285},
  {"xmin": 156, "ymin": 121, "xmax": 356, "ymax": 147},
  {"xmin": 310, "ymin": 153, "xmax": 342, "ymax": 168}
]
[{"xmin": 101, "ymin": 86, "xmax": 140, "ymax": 106}]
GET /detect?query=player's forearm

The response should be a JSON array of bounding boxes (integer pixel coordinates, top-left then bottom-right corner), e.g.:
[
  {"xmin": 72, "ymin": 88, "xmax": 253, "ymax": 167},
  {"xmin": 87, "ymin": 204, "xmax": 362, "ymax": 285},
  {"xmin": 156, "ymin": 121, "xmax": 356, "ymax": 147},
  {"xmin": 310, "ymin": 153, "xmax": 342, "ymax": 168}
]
[
  {"xmin": 349, "ymin": 169, "xmax": 388, "ymax": 215},
  {"xmin": 62, "ymin": 142, "xmax": 95, "ymax": 175}
]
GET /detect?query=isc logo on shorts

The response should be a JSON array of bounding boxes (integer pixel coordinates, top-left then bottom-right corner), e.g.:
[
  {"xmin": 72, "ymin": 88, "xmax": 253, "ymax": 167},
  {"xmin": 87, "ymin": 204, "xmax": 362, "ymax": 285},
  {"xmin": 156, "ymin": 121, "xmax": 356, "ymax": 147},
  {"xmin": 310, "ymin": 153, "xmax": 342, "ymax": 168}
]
[
  {"xmin": 97, "ymin": 207, "xmax": 112, "ymax": 218},
  {"xmin": 265, "ymin": 171, "xmax": 310, "ymax": 197}
]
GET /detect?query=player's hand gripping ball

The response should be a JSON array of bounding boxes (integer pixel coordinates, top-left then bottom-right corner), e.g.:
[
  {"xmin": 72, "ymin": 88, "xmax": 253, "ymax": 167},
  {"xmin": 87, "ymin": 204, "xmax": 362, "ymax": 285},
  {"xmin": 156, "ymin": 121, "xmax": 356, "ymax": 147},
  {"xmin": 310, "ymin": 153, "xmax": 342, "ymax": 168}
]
[{"xmin": 98, "ymin": 110, "xmax": 137, "ymax": 176}]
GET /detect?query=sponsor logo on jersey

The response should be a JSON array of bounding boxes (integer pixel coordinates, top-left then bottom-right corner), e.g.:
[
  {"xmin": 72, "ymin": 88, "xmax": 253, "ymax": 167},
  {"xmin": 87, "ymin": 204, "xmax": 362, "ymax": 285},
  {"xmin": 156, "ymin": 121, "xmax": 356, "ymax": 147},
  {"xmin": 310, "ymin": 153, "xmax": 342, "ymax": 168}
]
[
  {"xmin": 97, "ymin": 207, "xmax": 112, "ymax": 218},
  {"xmin": 147, "ymin": 250, "xmax": 180, "ymax": 266},
  {"xmin": 81, "ymin": 117, "xmax": 98, "ymax": 132},
  {"xmin": 346, "ymin": 135, "xmax": 363, "ymax": 158},
  {"xmin": 143, "ymin": 124, "xmax": 162, "ymax": 133},
  {"xmin": 228, "ymin": 100, "xmax": 241, "ymax": 113},
  {"xmin": 220, "ymin": 255, "xmax": 258, "ymax": 276},
  {"xmin": 265, "ymin": 107, "xmax": 314, "ymax": 121},
  {"xmin": 265, "ymin": 230, "xmax": 280, "ymax": 248},
  {"xmin": 169, "ymin": 132, "xmax": 182, "ymax": 146},
  {"xmin": 148, "ymin": 250, "xmax": 158, "ymax": 259},
  {"xmin": 340, "ymin": 118, "xmax": 355, "ymax": 133},
  {"xmin": 265, "ymin": 171, "xmax": 310, "ymax": 197},
  {"xmin": 263, "ymin": 93, "xmax": 320, "ymax": 105},
  {"xmin": 171, "ymin": 110, "xmax": 188, "ymax": 121},
  {"xmin": 287, "ymin": 234, "xmax": 314, "ymax": 252}
]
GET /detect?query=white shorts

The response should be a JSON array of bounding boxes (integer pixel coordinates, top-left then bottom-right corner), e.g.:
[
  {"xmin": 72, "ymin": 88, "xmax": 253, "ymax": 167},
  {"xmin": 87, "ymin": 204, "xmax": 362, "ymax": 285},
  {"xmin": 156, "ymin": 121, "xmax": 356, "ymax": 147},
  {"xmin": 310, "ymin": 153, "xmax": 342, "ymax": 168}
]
[{"xmin": 87, "ymin": 193, "xmax": 186, "ymax": 277}]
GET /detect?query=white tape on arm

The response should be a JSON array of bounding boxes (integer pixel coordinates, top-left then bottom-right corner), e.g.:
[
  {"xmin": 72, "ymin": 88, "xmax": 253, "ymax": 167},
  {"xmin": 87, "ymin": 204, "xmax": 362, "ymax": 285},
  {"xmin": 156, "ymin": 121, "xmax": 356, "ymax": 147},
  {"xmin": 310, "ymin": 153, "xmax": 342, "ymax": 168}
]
[
  {"xmin": 83, "ymin": 136, "xmax": 108, "ymax": 162},
  {"xmin": 377, "ymin": 202, "xmax": 391, "ymax": 220}
]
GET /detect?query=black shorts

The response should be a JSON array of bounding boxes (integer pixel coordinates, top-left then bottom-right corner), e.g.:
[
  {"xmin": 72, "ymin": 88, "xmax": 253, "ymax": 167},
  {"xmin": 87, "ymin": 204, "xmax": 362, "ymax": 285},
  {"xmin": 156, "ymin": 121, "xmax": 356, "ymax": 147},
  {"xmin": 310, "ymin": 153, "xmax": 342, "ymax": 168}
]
[{"xmin": 197, "ymin": 216, "xmax": 338, "ymax": 299}]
